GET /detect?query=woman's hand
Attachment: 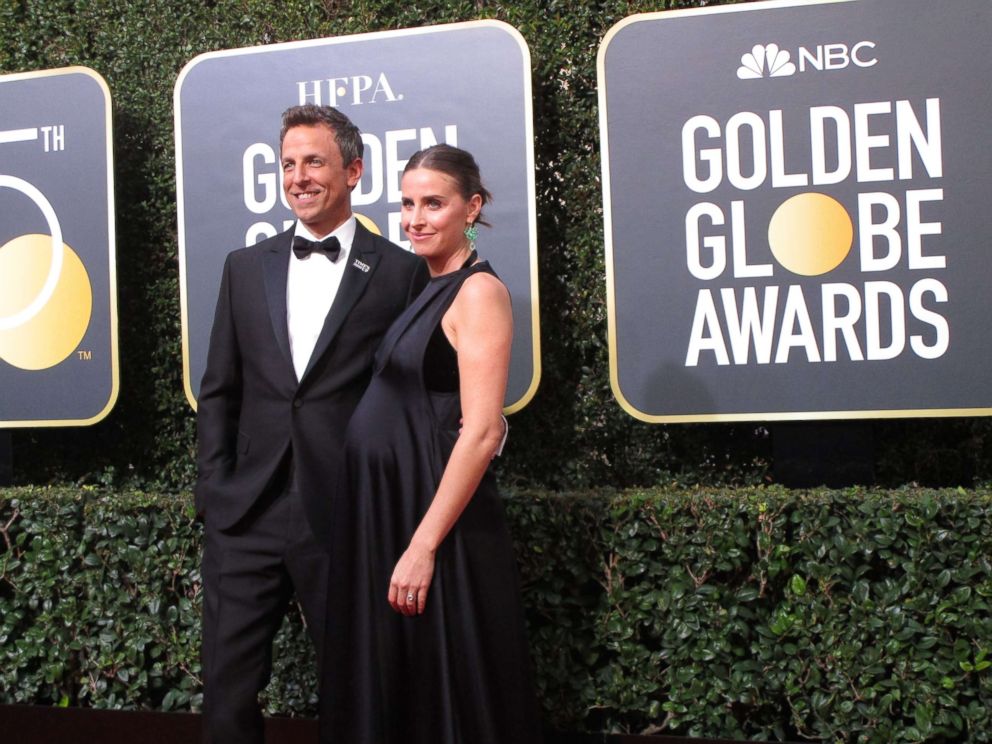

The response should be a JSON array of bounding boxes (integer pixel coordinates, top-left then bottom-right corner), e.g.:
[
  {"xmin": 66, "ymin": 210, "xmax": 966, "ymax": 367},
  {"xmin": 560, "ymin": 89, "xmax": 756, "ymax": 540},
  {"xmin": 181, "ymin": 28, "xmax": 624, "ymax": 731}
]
[{"xmin": 388, "ymin": 541, "xmax": 436, "ymax": 616}]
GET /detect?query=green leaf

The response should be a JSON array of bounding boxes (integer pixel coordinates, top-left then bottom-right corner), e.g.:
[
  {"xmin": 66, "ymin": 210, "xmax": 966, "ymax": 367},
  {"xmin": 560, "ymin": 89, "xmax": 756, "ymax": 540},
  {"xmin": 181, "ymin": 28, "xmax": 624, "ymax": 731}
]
[{"xmin": 790, "ymin": 574, "xmax": 807, "ymax": 596}]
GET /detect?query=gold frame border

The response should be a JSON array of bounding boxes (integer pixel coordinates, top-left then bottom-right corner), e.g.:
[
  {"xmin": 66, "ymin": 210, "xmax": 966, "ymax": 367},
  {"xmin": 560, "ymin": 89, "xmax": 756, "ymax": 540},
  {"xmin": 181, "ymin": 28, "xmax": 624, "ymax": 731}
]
[
  {"xmin": 597, "ymin": 0, "xmax": 992, "ymax": 423},
  {"xmin": 175, "ymin": 20, "xmax": 541, "ymax": 415},
  {"xmin": 0, "ymin": 65, "xmax": 119, "ymax": 429}
]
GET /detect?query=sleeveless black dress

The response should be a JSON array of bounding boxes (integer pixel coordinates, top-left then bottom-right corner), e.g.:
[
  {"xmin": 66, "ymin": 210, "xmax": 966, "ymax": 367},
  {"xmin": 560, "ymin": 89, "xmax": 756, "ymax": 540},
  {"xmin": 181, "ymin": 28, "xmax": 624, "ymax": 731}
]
[{"xmin": 321, "ymin": 261, "xmax": 542, "ymax": 744}]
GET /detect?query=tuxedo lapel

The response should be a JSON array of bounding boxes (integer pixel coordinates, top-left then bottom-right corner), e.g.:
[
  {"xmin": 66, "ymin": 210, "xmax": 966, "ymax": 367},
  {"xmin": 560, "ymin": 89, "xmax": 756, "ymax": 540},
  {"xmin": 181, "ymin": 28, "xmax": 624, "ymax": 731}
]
[
  {"xmin": 262, "ymin": 232, "xmax": 294, "ymax": 371},
  {"xmin": 300, "ymin": 222, "xmax": 382, "ymax": 383}
]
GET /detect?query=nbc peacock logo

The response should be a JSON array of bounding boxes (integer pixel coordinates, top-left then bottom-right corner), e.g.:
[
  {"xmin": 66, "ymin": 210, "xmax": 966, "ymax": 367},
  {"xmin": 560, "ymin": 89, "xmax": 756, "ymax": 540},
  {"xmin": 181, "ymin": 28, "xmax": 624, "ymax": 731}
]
[
  {"xmin": 737, "ymin": 44, "xmax": 797, "ymax": 79},
  {"xmin": 737, "ymin": 40, "xmax": 879, "ymax": 79},
  {"xmin": 0, "ymin": 173, "xmax": 93, "ymax": 371}
]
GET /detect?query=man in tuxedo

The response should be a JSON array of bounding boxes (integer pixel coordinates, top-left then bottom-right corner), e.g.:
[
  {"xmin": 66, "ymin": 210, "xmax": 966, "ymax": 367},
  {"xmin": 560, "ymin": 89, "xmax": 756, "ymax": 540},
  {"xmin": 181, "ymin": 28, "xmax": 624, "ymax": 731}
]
[{"xmin": 195, "ymin": 104, "xmax": 428, "ymax": 743}]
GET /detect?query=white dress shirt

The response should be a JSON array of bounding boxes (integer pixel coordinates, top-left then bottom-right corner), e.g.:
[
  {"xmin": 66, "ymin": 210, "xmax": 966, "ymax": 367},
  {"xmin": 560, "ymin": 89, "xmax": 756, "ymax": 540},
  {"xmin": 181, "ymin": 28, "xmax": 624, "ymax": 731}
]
[{"xmin": 287, "ymin": 217, "xmax": 356, "ymax": 381}]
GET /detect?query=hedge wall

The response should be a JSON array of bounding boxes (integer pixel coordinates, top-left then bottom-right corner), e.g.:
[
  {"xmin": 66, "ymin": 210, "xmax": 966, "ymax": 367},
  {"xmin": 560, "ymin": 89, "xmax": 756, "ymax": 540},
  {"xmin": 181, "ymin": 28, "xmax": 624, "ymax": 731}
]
[
  {"xmin": 3, "ymin": 0, "xmax": 992, "ymax": 491},
  {"xmin": 2, "ymin": 486, "xmax": 990, "ymax": 742}
]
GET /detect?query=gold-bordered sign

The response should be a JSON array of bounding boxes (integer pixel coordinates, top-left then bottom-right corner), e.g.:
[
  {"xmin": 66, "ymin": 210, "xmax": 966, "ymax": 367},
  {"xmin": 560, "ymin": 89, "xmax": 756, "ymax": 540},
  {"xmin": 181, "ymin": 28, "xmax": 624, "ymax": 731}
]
[
  {"xmin": 599, "ymin": 0, "xmax": 992, "ymax": 422},
  {"xmin": 175, "ymin": 21, "xmax": 540, "ymax": 415},
  {"xmin": 0, "ymin": 66, "xmax": 119, "ymax": 428}
]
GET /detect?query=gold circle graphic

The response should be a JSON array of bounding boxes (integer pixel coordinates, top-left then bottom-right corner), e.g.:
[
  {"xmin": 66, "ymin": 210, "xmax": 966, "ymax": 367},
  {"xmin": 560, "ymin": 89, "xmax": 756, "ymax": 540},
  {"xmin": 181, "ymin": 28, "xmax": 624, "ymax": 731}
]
[
  {"xmin": 0, "ymin": 234, "xmax": 92, "ymax": 370},
  {"xmin": 767, "ymin": 193, "xmax": 853, "ymax": 276},
  {"xmin": 355, "ymin": 212, "xmax": 382, "ymax": 236}
]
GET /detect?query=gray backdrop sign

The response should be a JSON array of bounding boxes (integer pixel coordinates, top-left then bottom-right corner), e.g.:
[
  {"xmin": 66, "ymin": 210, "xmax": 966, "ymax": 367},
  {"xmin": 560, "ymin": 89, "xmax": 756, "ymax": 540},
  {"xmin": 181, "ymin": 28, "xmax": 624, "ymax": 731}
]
[
  {"xmin": 599, "ymin": 0, "xmax": 992, "ymax": 422},
  {"xmin": 0, "ymin": 67, "xmax": 118, "ymax": 427},
  {"xmin": 176, "ymin": 20, "xmax": 539, "ymax": 412}
]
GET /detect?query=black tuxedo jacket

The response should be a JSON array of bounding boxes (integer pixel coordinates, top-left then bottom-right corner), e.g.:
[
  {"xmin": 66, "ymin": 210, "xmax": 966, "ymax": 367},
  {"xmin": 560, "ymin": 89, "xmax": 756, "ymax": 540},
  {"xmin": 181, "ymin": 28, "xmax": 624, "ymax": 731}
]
[{"xmin": 194, "ymin": 222, "xmax": 428, "ymax": 545}]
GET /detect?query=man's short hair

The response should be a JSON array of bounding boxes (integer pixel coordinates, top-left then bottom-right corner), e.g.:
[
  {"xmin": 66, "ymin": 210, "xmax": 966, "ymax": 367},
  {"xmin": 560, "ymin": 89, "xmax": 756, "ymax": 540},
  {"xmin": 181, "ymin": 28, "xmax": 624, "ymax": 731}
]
[{"xmin": 279, "ymin": 104, "xmax": 364, "ymax": 164}]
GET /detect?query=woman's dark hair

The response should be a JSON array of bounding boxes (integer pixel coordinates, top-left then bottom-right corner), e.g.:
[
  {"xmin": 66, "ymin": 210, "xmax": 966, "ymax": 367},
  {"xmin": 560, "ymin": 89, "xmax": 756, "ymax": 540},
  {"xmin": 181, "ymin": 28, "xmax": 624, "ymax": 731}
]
[{"xmin": 403, "ymin": 144, "xmax": 493, "ymax": 227}]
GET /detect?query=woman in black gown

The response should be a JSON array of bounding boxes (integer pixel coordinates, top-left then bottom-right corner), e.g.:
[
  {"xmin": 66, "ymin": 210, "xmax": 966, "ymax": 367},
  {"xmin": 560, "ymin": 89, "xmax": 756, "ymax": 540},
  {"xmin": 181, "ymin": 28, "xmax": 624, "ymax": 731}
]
[{"xmin": 321, "ymin": 144, "xmax": 542, "ymax": 744}]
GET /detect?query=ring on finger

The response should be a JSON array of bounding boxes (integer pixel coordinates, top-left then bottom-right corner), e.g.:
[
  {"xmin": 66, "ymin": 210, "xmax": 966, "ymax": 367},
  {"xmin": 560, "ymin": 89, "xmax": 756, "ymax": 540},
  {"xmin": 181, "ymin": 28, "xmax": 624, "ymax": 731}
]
[{"xmin": 406, "ymin": 592, "xmax": 415, "ymax": 603}]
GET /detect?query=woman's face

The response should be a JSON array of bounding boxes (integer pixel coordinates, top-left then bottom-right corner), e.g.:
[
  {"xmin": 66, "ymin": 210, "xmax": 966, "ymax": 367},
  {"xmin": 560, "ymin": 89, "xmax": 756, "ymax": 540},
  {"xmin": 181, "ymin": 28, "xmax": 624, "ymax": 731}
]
[{"xmin": 400, "ymin": 167, "xmax": 481, "ymax": 261}]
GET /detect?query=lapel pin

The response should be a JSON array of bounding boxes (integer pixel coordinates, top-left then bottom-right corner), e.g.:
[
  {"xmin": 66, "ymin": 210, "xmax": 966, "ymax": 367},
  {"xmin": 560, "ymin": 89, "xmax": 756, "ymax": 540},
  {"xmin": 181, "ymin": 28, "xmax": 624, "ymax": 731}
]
[{"xmin": 352, "ymin": 258, "xmax": 370, "ymax": 273}]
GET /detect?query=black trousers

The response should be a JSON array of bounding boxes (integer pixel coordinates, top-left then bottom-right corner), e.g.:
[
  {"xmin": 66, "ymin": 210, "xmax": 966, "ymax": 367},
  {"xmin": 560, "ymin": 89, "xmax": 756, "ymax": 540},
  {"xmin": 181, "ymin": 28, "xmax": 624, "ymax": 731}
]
[{"xmin": 201, "ymin": 484, "xmax": 329, "ymax": 744}]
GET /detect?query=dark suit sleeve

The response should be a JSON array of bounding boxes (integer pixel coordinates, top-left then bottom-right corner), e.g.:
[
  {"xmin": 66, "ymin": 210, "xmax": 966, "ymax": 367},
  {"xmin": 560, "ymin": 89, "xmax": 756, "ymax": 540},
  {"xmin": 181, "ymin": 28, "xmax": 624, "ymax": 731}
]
[
  {"xmin": 405, "ymin": 256, "xmax": 430, "ymax": 307},
  {"xmin": 195, "ymin": 253, "xmax": 242, "ymax": 506}
]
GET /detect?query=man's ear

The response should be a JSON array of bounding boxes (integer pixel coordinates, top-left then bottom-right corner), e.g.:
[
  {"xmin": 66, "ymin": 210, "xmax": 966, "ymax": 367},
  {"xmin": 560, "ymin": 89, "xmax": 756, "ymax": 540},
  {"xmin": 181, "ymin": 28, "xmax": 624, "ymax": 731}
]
[{"xmin": 346, "ymin": 158, "xmax": 364, "ymax": 189}]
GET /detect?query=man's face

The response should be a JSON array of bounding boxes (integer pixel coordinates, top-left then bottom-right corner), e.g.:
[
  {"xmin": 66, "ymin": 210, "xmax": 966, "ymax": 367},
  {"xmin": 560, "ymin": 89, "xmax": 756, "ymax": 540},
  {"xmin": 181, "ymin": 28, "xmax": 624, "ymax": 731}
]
[{"xmin": 281, "ymin": 124, "xmax": 363, "ymax": 237}]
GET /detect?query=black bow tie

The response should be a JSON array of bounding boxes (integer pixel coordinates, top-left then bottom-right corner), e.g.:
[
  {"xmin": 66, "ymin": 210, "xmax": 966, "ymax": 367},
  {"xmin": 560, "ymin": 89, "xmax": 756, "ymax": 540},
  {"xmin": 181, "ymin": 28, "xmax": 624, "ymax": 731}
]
[{"xmin": 292, "ymin": 235, "xmax": 341, "ymax": 261}]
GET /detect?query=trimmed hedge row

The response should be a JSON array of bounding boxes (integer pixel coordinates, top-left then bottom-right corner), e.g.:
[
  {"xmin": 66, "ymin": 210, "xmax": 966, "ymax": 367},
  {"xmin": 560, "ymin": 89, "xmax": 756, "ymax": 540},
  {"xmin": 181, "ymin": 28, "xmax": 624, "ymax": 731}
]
[{"xmin": 2, "ymin": 486, "xmax": 990, "ymax": 742}]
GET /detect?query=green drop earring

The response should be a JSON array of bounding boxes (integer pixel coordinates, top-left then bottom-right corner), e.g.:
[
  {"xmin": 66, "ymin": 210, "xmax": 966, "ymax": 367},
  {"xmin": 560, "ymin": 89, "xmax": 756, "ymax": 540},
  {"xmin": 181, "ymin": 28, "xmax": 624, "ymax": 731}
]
[{"xmin": 464, "ymin": 223, "xmax": 478, "ymax": 251}]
